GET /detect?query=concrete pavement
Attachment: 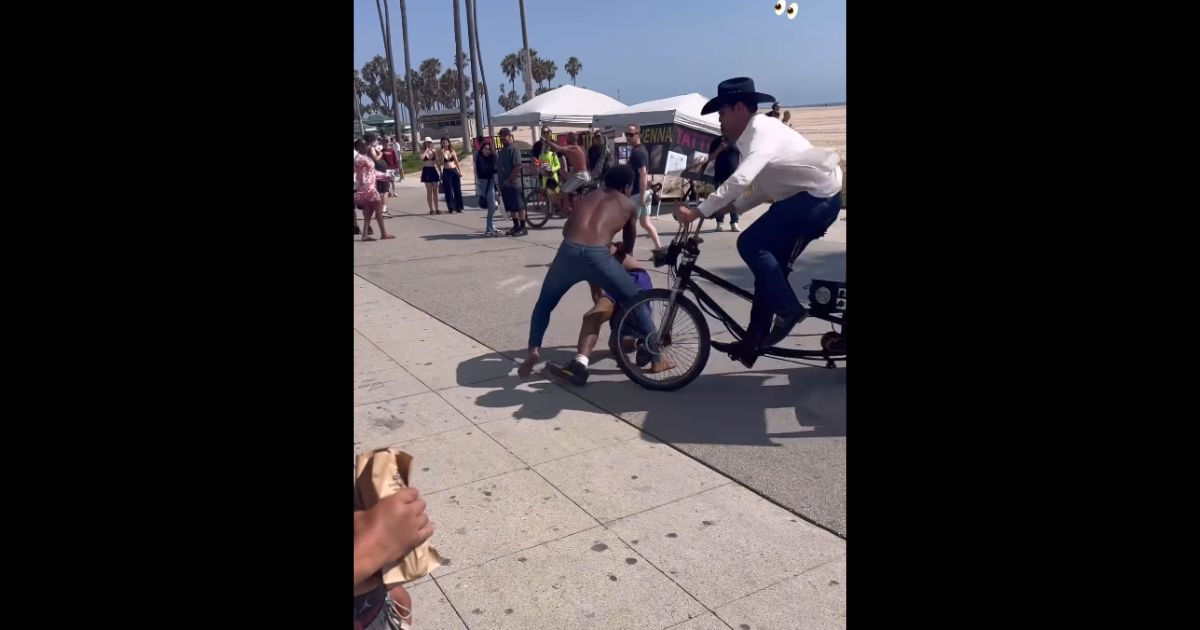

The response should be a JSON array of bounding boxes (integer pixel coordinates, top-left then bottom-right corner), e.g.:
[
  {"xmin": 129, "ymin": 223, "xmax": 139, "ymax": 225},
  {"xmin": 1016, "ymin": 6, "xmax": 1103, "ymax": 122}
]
[
  {"xmin": 355, "ymin": 274, "xmax": 845, "ymax": 629},
  {"xmin": 357, "ymin": 181, "xmax": 847, "ymax": 538}
]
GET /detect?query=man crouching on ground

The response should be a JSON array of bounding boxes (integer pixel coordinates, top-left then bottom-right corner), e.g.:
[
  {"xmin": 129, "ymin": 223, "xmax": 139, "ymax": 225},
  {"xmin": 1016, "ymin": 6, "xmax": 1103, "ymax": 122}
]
[
  {"xmin": 547, "ymin": 240, "xmax": 669, "ymax": 385},
  {"xmin": 519, "ymin": 164, "xmax": 665, "ymax": 378}
]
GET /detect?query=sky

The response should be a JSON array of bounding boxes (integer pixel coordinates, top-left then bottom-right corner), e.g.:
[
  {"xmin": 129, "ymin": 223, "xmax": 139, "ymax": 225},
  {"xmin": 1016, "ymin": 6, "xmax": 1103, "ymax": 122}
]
[{"xmin": 354, "ymin": 0, "xmax": 846, "ymax": 115}]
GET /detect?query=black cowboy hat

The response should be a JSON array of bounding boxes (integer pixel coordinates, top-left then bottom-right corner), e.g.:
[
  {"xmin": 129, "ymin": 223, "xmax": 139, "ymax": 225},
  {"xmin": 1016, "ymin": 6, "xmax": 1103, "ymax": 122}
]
[{"xmin": 700, "ymin": 77, "xmax": 776, "ymax": 115}]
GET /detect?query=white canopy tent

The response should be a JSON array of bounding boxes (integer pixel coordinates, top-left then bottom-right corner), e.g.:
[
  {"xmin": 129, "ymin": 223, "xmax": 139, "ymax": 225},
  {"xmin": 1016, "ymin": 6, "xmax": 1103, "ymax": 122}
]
[
  {"xmin": 492, "ymin": 85, "xmax": 625, "ymax": 127},
  {"xmin": 591, "ymin": 93, "xmax": 721, "ymax": 136}
]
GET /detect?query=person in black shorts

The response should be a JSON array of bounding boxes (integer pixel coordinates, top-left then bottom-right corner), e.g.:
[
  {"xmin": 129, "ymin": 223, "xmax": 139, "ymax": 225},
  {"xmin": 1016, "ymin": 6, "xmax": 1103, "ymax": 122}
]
[
  {"xmin": 374, "ymin": 155, "xmax": 394, "ymax": 219},
  {"xmin": 419, "ymin": 138, "xmax": 442, "ymax": 214},
  {"xmin": 496, "ymin": 128, "xmax": 527, "ymax": 236}
]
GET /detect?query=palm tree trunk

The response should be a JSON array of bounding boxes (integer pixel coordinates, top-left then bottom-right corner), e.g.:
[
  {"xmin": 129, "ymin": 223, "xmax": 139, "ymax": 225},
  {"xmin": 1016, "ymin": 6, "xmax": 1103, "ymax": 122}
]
[
  {"xmin": 399, "ymin": 0, "xmax": 419, "ymax": 156},
  {"xmin": 355, "ymin": 79, "xmax": 366, "ymax": 137},
  {"xmin": 373, "ymin": 0, "xmax": 392, "ymax": 115},
  {"xmin": 465, "ymin": 0, "xmax": 484, "ymax": 145},
  {"xmin": 469, "ymin": 0, "xmax": 495, "ymax": 139},
  {"xmin": 519, "ymin": 0, "xmax": 534, "ymax": 106},
  {"xmin": 381, "ymin": 0, "xmax": 403, "ymax": 145},
  {"xmin": 452, "ymin": 0, "xmax": 471, "ymax": 154}
]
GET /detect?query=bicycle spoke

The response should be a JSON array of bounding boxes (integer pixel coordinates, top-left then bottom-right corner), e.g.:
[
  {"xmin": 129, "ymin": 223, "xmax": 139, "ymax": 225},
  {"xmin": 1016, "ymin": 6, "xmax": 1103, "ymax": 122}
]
[{"xmin": 616, "ymin": 292, "xmax": 711, "ymax": 385}]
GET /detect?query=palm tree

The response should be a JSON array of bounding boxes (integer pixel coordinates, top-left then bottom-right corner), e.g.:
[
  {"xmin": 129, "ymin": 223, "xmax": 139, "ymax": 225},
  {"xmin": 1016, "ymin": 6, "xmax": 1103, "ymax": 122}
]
[
  {"xmin": 501, "ymin": 53, "xmax": 518, "ymax": 93},
  {"xmin": 544, "ymin": 60, "xmax": 557, "ymax": 88},
  {"xmin": 465, "ymin": 0, "xmax": 483, "ymax": 141},
  {"xmin": 519, "ymin": 0, "xmax": 534, "ymax": 103},
  {"xmin": 452, "ymin": 0, "xmax": 470, "ymax": 152},
  {"xmin": 565, "ymin": 57, "xmax": 582, "ymax": 85},
  {"xmin": 419, "ymin": 58, "xmax": 442, "ymax": 110},
  {"xmin": 377, "ymin": 0, "xmax": 402, "ymax": 142},
  {"xmin": 361, "ymin": 56, "xmax": 391, "ymax": 112},
  {"xmin": 399, "ymin": 0, "xmax": 419, "ymax": 155},
  {"xmin": 354, "ymin": 70, "xmax": 366, "ymax": 136},
  {"xmin": 469, "ymin": 0, "xmax": 494, "ymax": 138},
  {"xmin": 514, "ymin": 48, "xmax": 539, "ymax": 98},
  {"xmin": 531, "ymin": 58, "xmax": 547, "ymax": 90}
]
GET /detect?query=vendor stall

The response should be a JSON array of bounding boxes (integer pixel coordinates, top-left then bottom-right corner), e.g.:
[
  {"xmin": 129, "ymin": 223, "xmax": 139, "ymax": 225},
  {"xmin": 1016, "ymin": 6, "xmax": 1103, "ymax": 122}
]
[{"xmin": 593, "ymin": 93, "xmax": 722, "ymax": 185}]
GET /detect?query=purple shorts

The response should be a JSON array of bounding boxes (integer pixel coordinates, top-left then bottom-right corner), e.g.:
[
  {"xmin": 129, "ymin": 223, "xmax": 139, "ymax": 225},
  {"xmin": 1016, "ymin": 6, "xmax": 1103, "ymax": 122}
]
[{"xmin": 604, "ymin": 269, "xmax": 653, "ymax": 307}]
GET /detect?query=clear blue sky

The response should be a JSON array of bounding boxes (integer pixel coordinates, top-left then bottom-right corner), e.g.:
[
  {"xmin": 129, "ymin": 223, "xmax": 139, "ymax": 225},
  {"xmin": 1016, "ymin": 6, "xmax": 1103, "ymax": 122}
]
[{"xmin": 354, "ymin": 0, "xmax": 845, "ymax": 113}]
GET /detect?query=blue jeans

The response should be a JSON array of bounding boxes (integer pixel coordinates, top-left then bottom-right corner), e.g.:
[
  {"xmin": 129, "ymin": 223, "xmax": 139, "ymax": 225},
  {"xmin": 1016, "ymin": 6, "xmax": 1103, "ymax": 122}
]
[
  {"xmin": 529, "ymin": 241, "xmax": 657, "ymax": 358},
  {"xmin": 736, "ymin": 191, "xmax": 841, "ymax": 342},
  {"xmin": 715, "ymin": 208, "xmax": 739, "ymax": 225},
  {"xmin": 478, "ymin": 178, "xmax": 497, "ymax": 231}
]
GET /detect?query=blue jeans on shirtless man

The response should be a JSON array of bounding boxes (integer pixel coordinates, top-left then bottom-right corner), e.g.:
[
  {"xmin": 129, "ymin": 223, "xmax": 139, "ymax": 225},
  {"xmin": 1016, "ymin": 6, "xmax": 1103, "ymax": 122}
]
[{"xmin": 527, "ymin": 240, "xmax": 659, "ymax": 366}]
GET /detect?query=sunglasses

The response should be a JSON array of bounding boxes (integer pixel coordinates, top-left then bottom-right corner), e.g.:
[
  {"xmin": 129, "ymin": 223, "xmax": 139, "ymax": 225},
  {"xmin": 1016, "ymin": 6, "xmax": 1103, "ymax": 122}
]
[{"xmin": 625, "ymin": 132, "xmax": 639, "ymax": 137}]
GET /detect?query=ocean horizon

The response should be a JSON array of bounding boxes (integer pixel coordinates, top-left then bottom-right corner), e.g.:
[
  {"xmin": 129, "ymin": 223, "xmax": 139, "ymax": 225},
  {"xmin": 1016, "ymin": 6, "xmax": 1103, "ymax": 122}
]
[{"xmin": 783, "ymin": 101, "xmax": 846, "ymax": 108}]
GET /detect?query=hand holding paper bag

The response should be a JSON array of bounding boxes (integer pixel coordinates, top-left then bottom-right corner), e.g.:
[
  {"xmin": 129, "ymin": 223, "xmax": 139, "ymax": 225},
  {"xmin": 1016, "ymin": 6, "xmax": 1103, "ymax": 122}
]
[{"xmin": 355, "ymin": 448, "xmax": 444, "ymax": 587}]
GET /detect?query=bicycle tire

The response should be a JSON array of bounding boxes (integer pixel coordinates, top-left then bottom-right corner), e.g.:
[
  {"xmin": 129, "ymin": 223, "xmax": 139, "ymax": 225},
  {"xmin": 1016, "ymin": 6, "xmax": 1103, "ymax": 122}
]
[
  {"xmin": 524, "ymin": 189, "xmax": 551, "ymax": 228},
  {"xmin": 611, "ymin": 288, "xmax": 711, "ymax": 391}
]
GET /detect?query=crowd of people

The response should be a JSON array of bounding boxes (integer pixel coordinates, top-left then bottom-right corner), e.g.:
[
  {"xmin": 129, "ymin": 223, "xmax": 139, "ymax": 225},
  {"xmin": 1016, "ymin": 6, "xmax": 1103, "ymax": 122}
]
[
  {"xmin": 355, "ymin": 124, "xmax": 683, "ymax": 247},
  {"xmin": 354, "ymin": 106, "xmax": 807, "ymax": 245}
]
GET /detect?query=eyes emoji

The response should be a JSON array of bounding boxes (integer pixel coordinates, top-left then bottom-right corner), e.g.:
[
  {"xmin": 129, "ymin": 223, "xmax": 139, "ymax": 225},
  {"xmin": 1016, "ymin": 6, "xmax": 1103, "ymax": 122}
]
[{"xmin": 773, "ymin": 2, "xmax": 799, "ymax": 19}]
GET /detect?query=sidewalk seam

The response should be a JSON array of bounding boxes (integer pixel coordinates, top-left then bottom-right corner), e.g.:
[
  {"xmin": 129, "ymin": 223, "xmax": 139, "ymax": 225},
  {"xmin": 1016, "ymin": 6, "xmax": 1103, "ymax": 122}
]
[{"xmin": 706, "ymin": 552, "xmax": 848, "ymax": 612}]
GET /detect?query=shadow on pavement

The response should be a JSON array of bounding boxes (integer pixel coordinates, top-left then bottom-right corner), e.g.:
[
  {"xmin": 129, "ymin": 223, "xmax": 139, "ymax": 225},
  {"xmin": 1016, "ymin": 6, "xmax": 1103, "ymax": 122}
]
[
  {"xmin": 422, "ymin": 233, "xmax": 488, "ymax": 241},
  {"xmin": 454, "ymin": 350, "xmax": 845, "ymax": 447}
]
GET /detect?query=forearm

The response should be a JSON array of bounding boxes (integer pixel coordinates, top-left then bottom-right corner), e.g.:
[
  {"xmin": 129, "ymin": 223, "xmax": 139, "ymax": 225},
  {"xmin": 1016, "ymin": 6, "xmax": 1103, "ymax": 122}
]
[{"xmin": 353, "ymin": 511, "xmax": 387, "ymax": 589}]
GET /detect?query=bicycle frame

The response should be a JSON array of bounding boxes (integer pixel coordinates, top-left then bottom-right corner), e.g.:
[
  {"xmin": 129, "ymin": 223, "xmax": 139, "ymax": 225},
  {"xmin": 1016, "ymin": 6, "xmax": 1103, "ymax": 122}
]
[{"xmin": 660, "ymin": 216, "xmax": 846, "ymax": 366}]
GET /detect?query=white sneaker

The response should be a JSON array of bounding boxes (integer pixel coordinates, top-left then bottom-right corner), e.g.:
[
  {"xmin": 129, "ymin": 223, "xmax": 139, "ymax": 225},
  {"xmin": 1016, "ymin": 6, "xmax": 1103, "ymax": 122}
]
[
  {"xmin": 731, "ymin": 224, "xmax": 741, "ymax": 232},
  {"xmin": 715, "ymin": 223, "xmax": 725, "ymax": 232}
]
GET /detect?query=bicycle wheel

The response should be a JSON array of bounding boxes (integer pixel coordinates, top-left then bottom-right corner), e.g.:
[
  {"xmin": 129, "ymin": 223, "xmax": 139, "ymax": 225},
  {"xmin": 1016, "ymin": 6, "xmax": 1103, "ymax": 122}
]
[
  {"xmin": 524, "ymin": 189, "xmax": 551, "ymax": 228},
  {"xmin": 611, "ymin": 288, "xmax": 710, "ymax": 391}
]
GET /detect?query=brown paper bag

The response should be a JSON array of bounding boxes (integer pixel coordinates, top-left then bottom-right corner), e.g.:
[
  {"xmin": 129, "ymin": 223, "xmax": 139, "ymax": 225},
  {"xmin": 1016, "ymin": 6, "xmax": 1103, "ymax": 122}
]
[{"xmin": 355, "ymin": 448, "xmax": 442, "ymax": 586}]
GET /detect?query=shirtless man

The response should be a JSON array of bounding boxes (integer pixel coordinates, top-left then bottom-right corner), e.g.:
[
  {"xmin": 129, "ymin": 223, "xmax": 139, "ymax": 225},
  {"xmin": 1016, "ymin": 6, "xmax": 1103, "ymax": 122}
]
[
  {"xmin": 546, "ymin": 240, "xmax": 659, "ymax": 385},
  {"xmin": 544, "ymin": 132, "xmax": 588, "ymax": 189},
  {"xmin": 518, "ymin": 164, "xmax": 666, "ymax": 378},
  {"xmin": 544, "ymin": 130, "xmax": 590, "ymax": 216}
]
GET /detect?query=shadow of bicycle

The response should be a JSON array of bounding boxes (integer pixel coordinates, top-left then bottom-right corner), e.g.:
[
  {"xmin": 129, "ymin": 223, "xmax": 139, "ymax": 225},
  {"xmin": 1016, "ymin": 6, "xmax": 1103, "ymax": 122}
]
[{"xmin": 453, "ymin": 349, "xmax": 845, "ymax": 447}]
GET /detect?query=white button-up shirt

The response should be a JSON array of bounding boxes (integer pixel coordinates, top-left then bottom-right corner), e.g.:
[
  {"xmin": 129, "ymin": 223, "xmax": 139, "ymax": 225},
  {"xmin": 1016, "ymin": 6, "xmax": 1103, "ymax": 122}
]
[{"xmin": 697, "ymin": 114, "xmax": 843, "ymax": 218}]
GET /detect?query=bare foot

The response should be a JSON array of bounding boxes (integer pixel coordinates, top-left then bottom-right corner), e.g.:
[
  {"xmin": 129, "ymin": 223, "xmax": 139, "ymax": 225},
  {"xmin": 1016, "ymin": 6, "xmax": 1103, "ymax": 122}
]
[
  {"xmin": 380, "ymin": 234, "xmax": 396, "ymax": 239},
  {"xmin": 518, "ymin": 351, "xmax": 540, "ymax": 378},
  {"xmin": 361, "ymin": 236, "xmax": 377, "ymax": 242},
  {"xmin": 646, "ymin": 357, "xmax": 676, "ymax": 374}
]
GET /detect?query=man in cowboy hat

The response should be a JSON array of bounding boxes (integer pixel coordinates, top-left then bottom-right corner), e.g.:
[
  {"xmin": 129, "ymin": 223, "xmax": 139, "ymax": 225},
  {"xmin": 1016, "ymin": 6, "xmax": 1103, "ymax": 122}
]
[{"xmin": 674, "ymin": 77, "xmax": 843, "ymax": 367}]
